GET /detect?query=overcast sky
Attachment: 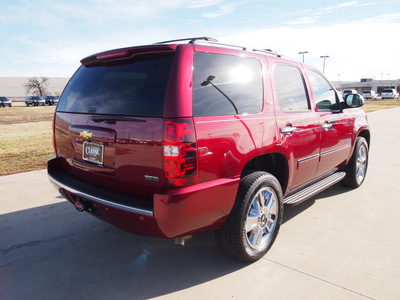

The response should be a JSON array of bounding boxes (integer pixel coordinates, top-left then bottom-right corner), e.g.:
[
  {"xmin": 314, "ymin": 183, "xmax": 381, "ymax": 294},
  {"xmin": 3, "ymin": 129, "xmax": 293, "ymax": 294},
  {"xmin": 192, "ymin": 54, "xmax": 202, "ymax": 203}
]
[{"xmin": 1, "ymin": 0, "xmax": 399, "ymax": 81}]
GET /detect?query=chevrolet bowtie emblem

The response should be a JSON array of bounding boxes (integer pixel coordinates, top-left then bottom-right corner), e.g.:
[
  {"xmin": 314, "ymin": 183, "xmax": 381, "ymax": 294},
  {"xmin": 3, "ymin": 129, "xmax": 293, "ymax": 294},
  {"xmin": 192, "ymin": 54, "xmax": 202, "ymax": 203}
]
[{"xmin": 79, "ymin": 130, "xmax": 93, "ymax": 140}]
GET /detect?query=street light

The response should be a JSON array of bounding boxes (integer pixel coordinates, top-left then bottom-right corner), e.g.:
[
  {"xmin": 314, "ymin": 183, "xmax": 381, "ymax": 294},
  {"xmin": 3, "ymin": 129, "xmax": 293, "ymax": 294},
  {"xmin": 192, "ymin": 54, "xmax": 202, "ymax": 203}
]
[
  {"xmin": 298, "ymin": 51, "xmax": 308, "ymax": 63},
  {"xmin": 320, "ymin": 55, "xmax": 329, "ymax": 73}
]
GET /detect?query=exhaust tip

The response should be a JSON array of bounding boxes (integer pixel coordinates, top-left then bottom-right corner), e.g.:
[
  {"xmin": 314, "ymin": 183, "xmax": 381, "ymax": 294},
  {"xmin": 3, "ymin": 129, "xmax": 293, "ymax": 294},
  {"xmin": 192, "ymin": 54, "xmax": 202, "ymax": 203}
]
[
  {"xmin": 74, "ymin": 200, "xmax": 85, "ymax": 212},
  {"xmin": 174, "ymin": 235, "xmax": 193, "ymax": 246}
]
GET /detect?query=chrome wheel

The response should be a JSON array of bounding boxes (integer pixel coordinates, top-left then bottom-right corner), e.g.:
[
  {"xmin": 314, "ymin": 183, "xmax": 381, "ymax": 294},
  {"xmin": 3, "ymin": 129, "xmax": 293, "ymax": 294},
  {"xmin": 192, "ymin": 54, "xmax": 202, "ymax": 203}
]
[
  {"xmin": 216, "ymin": 171, "xmax": 283, "ymax": 262},
  {"xmin": 356, "ymin": 143, "xmax": 367, "ymax": 184},
  {"xmin": 245, "ymin": 187, "xmax": 278, "ymax": 250},
  {"xmin": 342, "ymin": 137, "xmax": 369, "ymax": 188}
]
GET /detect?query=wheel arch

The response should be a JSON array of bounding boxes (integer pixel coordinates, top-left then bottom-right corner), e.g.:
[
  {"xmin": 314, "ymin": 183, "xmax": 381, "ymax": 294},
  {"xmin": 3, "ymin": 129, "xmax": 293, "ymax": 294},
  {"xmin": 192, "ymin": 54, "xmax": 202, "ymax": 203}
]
[
  {"xmin": 240, "ymin": 152, "xmax": 288, "ymax": 195},
  {"xmin": 358, "ymin": 129, "xmax": 370, "ymax": 148}
]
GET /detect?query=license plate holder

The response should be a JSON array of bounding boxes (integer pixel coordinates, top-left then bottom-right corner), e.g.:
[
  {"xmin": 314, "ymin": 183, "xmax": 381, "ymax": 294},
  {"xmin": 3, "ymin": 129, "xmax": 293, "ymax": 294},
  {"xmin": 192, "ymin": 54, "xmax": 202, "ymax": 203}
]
[{"xmin": 83, "ymin": 141, "xmax": 104, "ymax": 165}]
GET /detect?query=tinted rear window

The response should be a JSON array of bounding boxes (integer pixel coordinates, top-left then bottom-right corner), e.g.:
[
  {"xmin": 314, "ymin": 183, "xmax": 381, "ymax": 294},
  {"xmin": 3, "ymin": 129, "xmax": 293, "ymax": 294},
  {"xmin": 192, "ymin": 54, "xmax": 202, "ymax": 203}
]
[
  {"xmin": 57, "ymin": 53, "xmax": 174, "ymax": 117},
  {"xmin": 192, "ymin": 52, "xmax": 263, "ymax": 116}
]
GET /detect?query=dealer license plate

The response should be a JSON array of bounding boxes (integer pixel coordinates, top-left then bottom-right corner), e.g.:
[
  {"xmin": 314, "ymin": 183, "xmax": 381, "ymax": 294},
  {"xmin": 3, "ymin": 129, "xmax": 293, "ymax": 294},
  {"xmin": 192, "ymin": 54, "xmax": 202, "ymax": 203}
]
[{"xmin": 83, "ymin": 141, "xmax": 104, "ymax": 165}]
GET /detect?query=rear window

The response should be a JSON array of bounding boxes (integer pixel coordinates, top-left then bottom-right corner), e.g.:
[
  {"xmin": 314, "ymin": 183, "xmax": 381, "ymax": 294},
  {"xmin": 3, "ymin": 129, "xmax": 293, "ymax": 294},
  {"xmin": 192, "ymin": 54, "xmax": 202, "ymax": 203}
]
[
  {"xmin": 57, "ymin": 53, "xmax": 174, "ymax": 117},
  {"xmin": 192, "ymin": 52, "xmax": 263, "ymax": 116},
  {"xmin": 382, "ymin": 89, "xmax": 392, "ymax": 93}
]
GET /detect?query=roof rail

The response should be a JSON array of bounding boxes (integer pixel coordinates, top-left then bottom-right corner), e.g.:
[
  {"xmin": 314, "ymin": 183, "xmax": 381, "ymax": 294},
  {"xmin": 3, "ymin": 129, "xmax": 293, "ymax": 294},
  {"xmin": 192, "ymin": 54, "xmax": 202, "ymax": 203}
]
[
  {"xmin": 253, "ymin": 48, "xmax": 282, "ymax": 57},
  {"xmin": 155, "ymin": 37, "xmax": 218, "ymax": 44},
  {"xmin": 154, "ymin": 37, "xmax": 282, "ymax": 57},
  {"xmin": 194, "ymin": 39, "xmax": 248, "ymax": 51}
]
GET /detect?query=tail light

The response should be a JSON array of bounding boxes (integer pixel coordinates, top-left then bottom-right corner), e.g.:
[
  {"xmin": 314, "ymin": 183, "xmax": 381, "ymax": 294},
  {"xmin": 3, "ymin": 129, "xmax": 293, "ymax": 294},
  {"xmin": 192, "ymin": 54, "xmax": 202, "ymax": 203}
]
[
  {"xmin": 164, "ymin": 119, "xmax": 198, "ymax": 187},
  {"xmin": 52, "ymin": 113, "xmax": 57, "ymax": 156}
]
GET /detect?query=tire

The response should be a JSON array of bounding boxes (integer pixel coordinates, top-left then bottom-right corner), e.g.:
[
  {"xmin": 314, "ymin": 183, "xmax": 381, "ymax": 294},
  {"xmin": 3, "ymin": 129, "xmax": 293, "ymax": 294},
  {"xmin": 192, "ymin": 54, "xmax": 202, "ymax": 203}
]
[
  {"xmin": 216, "ymin": 171, "xmax": 284, "ymax": 262},
  {"xmin": 342, "ymin": 137, "xmax": 369, "ymax": 188}
]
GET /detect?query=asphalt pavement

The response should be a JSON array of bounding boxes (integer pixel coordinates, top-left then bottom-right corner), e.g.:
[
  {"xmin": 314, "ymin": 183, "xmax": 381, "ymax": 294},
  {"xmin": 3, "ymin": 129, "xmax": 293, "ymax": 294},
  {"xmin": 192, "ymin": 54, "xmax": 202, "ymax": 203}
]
[{"xmin": 1, "ymin": 108, "xmax": 400, "ymax": 300}]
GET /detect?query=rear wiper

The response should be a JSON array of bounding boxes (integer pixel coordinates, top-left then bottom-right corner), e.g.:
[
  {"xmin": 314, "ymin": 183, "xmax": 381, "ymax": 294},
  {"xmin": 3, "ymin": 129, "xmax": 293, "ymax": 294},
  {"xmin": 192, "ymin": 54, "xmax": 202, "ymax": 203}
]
[{"xmin": 91, "ymin": 116, "xmax": 146, "ymax": 124}]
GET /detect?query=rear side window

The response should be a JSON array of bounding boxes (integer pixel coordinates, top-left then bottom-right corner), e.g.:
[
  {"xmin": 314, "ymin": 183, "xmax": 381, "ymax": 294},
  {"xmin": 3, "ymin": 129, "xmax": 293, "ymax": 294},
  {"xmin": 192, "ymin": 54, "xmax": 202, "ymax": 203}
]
[
  {"xmin": 193, "ymin": 52, "xmax": 263, "ymax": 116},
  {"xmin": 273, "ymin": 64, "xmax": 310, "ymax": 112},
  {"xmin": 57, "ymin": 53, "xmax": 174, "ymax": 117}
]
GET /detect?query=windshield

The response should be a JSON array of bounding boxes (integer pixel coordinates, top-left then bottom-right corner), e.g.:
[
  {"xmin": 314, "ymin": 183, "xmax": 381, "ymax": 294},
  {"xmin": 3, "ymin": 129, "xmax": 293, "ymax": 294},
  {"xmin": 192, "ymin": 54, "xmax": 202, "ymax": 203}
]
[{"xmin": 57, "ymin": 53, "xmax": 174, "ymax": 117}]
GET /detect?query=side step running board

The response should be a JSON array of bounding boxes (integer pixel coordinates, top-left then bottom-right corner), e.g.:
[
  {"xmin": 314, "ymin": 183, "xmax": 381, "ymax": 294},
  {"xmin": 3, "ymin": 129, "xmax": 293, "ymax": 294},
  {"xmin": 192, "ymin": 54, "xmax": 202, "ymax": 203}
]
[{"xmin": 284, "ymin": 172, "xmax": 346, "ymax": 206}]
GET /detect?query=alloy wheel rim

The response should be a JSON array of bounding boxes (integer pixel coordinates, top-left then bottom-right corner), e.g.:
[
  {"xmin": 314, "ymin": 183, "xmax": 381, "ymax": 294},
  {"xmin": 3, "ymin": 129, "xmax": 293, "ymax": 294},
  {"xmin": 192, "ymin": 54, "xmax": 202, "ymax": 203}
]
[
  {"xmin": 356, "ymin": 143, "xmax": 367, "ymax": 184},
  {"xmin": 245, "ymin": 187, "xmax": 278, "ymax": 250}
]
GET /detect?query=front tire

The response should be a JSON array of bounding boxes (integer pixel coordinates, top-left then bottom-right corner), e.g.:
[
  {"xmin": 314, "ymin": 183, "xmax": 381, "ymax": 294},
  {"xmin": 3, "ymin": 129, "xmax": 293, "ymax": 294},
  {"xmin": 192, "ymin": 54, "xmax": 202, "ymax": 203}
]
[
  {"xmin": 342, "ymin": 137, "xmax": 369, "ymax": 188},
  {"xmin": 216, "ymin": 172, "xmax": 283, "ymax": 262}
]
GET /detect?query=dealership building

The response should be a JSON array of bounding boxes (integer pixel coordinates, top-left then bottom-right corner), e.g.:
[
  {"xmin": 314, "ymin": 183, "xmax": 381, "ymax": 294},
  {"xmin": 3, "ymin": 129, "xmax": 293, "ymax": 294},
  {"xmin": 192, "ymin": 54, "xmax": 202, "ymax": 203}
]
[
  {"xmin": 0, "ymin": 77, "xmax": 69, "ymax": 99},
  {"xmin": 333, "ymin": 78, "xmax": 400, "ymax": 94}
]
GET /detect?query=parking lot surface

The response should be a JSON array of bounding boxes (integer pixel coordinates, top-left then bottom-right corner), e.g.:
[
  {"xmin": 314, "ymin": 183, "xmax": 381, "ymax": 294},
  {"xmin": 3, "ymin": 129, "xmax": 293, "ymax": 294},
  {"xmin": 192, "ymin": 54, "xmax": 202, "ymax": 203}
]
[{"xmin": 1, "ymin": 108, "xmax": 399, "ymax": 300}]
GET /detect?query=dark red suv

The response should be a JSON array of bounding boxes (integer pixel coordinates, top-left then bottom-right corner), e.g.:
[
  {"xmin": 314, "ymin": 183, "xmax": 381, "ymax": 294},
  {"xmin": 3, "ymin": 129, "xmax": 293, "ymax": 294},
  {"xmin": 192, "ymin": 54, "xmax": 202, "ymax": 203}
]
[{"xmin": 48, "ymin": 37, "xmax": 370, "ymax": 262}]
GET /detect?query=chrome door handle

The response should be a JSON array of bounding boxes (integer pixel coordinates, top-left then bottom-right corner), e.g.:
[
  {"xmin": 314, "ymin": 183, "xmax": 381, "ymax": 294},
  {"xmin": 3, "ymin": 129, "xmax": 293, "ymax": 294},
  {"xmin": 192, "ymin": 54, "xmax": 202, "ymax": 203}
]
[
  {"xmin": 281, "ymin": 126, "xmax": 297, "ymax": 135},
  {"xmin": 322, "ymin": 123, "xmax": 333, "ymax": 131}
]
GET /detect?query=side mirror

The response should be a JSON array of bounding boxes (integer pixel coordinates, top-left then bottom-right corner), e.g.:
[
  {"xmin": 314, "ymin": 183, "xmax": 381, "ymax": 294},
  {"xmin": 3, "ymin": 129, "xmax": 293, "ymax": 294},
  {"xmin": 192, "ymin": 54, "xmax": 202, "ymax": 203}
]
[{"xmin": 345, "ymin": 94, "xmax": 364, "ymax": 108}]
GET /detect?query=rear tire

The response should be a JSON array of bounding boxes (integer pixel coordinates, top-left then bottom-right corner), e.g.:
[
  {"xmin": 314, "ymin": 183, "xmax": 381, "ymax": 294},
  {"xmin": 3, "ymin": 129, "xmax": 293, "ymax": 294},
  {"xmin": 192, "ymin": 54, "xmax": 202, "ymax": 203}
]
[
  {"xmin": 216, "ymin": 171, "xmax": 283, "ymax": 262},
  {"xmin": 342, "ymin": 137, "xmax": 368, "ymax": 188}
]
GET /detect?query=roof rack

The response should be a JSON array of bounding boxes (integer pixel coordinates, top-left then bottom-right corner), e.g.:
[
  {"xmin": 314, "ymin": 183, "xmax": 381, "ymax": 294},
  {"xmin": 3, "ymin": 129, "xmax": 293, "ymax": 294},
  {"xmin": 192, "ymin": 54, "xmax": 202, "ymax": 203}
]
[
  {"xmin": 253, "ymin": 48, "xmax": 282, "ymax": 57},
  {"xmin": 194, "ymin": 39, "xmax": 248, "ymax": 51},
  {"xmin": 154, "ymin": 37, "xmax": 282, "ymax": 57},
  {"xmin": 154, "ymin": 37, "xmax": 218, "ymax": 44}
]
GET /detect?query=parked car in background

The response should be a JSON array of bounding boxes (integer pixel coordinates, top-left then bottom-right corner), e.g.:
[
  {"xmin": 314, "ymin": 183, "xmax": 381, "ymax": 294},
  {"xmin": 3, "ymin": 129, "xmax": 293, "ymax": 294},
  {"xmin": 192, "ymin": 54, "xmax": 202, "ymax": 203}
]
[
  {"xmin": 0, "ymin": 96, "xmax": 12, "ymax": 107},
  {"xmin": 42, "ymin": 95, "xmax": 58, "ymax": 105},
  {"xmin": 25, "ymin": 96, "xmax": 45, "ymax": 106},
  {"xmin": 381, "ymin": 89, "xmax": 399, "ymax": 99},
  {"xmin": 342, "ymin": 89, "xmax": 358, "ymax": 98},
  {"xmin": 362, "ymin": 90, "xmax": 378, "ymax": 100}
]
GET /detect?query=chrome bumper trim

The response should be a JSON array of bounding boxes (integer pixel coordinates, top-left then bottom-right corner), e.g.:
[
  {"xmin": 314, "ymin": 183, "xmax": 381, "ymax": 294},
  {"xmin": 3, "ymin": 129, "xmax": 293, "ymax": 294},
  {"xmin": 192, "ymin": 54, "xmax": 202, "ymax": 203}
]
[{"xmin": 48, "ymin": 173, "xmax": 154, "ymax": 217}]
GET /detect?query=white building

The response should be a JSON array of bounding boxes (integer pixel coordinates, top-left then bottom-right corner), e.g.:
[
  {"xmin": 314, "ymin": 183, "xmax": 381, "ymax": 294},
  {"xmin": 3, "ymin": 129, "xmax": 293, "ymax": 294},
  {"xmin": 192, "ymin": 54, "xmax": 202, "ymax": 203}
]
[{"xmin": 332, "ymin": 78, "xmax": 400, "ymax": 94}]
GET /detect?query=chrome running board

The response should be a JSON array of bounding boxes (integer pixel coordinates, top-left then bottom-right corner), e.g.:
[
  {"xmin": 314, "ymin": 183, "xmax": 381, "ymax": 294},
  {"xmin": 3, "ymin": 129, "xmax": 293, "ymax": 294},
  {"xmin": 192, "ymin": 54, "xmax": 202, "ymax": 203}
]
[{"xmin": 284, "ymin": 172, "xmax": 346, "ymax": 206}]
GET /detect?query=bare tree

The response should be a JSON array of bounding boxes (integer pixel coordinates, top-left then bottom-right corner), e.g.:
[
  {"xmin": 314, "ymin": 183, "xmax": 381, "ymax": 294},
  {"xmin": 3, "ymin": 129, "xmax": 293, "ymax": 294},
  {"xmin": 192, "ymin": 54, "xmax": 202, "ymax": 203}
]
[{"xmin": 24, "ymin": 77, "xmax": 49, "ymax": 96}]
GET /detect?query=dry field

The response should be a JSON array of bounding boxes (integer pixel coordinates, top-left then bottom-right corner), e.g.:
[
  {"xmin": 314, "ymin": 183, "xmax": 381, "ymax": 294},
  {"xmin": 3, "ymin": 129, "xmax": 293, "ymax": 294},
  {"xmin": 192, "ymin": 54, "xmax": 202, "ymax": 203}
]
[
  {"xmin": 0, "ymin": 102, "xmax": 55, "ymax": 175},
  {"xmin": 362, "ymin": 98, "xmax": 400, "ymax": 112},
  {"xmin": 0, "ymin": 99, "xmax": 399, "ymax": 176}
]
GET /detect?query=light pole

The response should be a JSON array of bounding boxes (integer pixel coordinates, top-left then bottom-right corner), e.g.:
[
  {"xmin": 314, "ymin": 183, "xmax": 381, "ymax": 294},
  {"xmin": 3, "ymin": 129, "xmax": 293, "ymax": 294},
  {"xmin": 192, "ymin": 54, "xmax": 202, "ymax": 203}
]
[
  {"xmin": 299, "ymin": 51, "xmax": 308, "ymax": 63},
  {"xmin": 338, "ymin": 74, "xmax": 341, "ymax": 89},
  {"xmin": 320, "ymin": 55, "xmax": 329, "ymax": 74}
]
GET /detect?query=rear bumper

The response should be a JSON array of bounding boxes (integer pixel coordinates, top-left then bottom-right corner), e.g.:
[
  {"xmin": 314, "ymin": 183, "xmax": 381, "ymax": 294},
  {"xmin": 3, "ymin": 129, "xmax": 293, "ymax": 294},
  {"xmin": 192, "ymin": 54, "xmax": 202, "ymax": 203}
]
[{"xmin": 48, "ymin": 157, "xmax": 239, "ymax": 238}]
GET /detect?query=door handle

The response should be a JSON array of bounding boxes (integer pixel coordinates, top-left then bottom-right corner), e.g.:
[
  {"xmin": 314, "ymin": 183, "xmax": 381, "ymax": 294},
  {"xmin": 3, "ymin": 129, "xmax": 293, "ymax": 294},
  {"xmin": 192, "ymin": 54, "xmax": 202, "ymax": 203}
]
[
  {"xmin": 281, "ymin": 126, "xmax": 297, "ymax": 135},
  {"xmin": 322, "ymin": 123, "xmax": 333, "ymax": 131}
]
